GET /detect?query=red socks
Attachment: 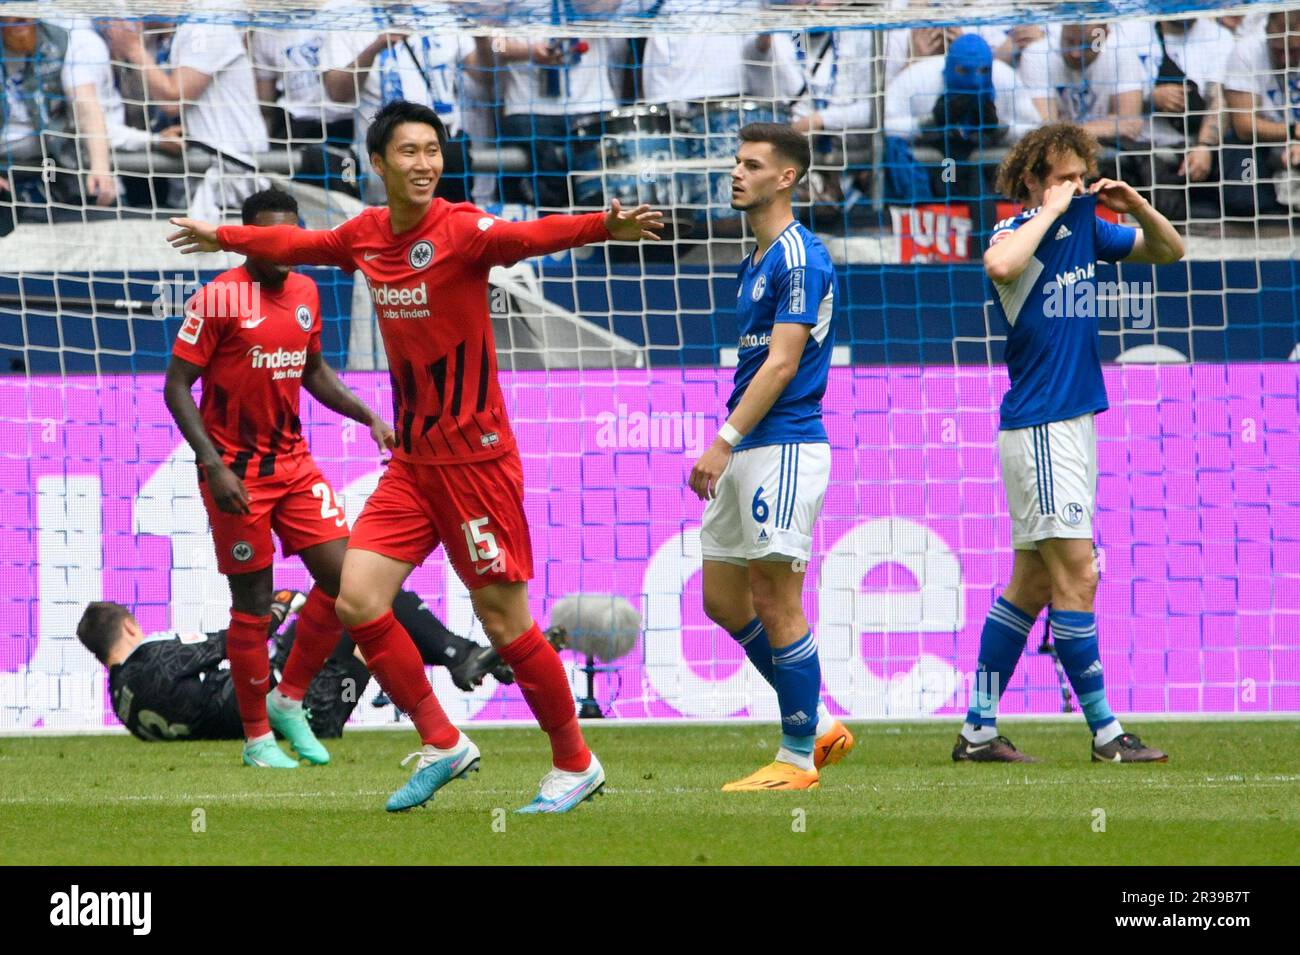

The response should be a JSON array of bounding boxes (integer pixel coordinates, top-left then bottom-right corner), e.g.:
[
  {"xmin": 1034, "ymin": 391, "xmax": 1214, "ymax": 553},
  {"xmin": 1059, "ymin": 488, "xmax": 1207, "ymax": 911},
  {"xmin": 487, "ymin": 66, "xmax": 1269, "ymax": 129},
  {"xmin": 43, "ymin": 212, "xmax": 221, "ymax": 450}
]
[
  {"xmin": 498, "ymin": 623, "xmax": 590, "ymax": 772},
  {"xmin": 277, "ymin": 587, "xmax": 344, "ymax": 701},
  {"xmin": 349, "ymin": 609, "xmax": 459, "ymax": 749},
  {"xmin": 226, "ymin": 610, "xmax": 272, "ymax": 740}
]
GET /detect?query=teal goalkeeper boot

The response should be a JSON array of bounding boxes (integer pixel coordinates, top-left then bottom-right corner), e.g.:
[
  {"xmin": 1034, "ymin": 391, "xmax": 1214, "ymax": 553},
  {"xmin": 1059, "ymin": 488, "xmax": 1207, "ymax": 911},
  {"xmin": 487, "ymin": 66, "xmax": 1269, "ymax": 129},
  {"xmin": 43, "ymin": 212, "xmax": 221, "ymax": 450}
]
[
  {"xmin": 266, "ymin": 693, "xmax": 330, "ymax": 765},
  {"xmin": 242, "ymin": 737, "xmax": 301, "ymax": 768}
]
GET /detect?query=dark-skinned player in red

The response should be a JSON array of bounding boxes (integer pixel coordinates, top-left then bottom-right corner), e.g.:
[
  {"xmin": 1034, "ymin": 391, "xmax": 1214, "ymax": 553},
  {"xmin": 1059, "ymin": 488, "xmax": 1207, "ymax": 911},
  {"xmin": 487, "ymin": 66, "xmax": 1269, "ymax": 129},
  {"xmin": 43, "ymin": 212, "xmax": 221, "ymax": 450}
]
[
  {"xmin": 164, "ymin": 186, "xmax": 395, "ymax": 770},
  {"xmin": 169, "ymin": 100, "xmax": 663, "ymax": 812}
]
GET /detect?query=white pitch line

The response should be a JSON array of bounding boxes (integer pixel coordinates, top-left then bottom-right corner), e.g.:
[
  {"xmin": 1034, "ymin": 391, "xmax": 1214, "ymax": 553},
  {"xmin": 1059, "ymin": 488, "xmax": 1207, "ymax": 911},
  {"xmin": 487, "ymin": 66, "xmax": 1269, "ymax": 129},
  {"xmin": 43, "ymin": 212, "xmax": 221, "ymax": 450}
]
[{"xmin": 1, "ymin": 775, "xmax": 1296, "ymax": 806}]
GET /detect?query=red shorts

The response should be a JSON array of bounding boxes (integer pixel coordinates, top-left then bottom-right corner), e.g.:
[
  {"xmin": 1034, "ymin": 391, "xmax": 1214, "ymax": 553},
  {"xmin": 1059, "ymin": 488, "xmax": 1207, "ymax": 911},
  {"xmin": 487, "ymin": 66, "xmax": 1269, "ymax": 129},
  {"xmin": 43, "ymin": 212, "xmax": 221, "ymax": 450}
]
[
  {"xmin": 349, "ymin": 452, "xmax": 533, "ymax": 590},
  {"xmin": 200, "ymin": 455, "xmax": 349, "ymax": 575}
]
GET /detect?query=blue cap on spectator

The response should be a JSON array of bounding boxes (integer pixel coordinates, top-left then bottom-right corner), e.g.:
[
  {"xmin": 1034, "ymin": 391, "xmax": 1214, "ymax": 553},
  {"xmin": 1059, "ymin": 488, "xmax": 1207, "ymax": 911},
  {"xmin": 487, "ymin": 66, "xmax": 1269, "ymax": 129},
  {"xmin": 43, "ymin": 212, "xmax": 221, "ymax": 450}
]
[{"xmin": 944, "ymin": 34, "xmax": 994, "ymax": 98}]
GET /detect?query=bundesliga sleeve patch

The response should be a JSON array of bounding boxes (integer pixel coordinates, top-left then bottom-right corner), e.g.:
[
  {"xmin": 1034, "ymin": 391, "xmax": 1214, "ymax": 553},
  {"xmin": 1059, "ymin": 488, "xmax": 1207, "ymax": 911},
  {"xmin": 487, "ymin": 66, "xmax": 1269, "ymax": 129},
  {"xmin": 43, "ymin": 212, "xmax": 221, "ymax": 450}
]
[
  {"xmin": 178, "ymin": 311, "xmax": 204, "ymax": 345},
  {"xmin": 789, "ymin": 267, "xmax": 806, "ymax": 314},
  {"xmin": 990, "ymin": 229, "xmax": 1014, "ymax": 246}
]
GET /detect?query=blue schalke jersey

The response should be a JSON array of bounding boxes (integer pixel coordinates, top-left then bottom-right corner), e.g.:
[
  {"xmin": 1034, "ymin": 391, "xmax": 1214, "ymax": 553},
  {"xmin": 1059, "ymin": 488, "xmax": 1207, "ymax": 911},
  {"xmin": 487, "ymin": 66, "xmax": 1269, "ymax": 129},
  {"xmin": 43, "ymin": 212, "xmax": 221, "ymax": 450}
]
[
  {"xmin": 987, "ymin": 194, "xmax": 1136, "ymax": 430},
  {"xmin": 728, "ymin": 221, "xmax": 837, "ymax": 450}
]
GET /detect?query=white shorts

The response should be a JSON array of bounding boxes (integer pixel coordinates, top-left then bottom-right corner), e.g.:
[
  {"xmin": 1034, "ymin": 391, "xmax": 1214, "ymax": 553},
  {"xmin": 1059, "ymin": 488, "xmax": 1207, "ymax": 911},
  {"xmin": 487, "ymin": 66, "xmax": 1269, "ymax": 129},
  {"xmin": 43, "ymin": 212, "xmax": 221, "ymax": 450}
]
[
  {"xmin": 700, "ymin": 442, "xmax": 831, "ymax": 565},
  {"xmin": 999, "ymin": 413, "xmax": 1097, "ymax": 550}
]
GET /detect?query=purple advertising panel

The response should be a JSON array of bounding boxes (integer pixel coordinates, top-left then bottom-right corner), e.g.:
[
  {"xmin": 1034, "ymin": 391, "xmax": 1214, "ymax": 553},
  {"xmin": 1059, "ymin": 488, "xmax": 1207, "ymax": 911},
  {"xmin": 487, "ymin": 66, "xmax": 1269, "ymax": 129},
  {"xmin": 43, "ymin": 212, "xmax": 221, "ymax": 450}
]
[{"xmin": 2, "ymin": 364, "xmax": 1297, "ymax": 732}]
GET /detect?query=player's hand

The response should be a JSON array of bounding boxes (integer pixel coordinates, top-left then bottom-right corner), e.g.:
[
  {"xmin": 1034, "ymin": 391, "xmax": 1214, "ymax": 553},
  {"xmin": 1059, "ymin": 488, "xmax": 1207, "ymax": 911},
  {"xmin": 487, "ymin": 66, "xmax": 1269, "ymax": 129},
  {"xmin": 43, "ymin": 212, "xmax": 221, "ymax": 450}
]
[
  {"xmin": 1284, "ymin": 142, "xmax": 1300, "ymax": 169},
  {"xmin": 1041, "ymin": 181, "xmax": 1077, "ymax": 218},
  {"xmin": 369, "ymin": 417, "xmax": 397, "ymax": 454},
  {"xmin": 605, "ymin": 199, "xmax": 665, "ymax": 242},
  {"xmin": 207, "ymin": 463, "xmax": 251, "ymax": 515},
  {"xmin": 1179, "ymin": 145, "xmax": 1212, "ymax": 182},
  {"xmin": 167, "ymin": 217, "xmax": 222, "ymax": 254},
  {"xmin": 688, "ymin": 439, "xmax": 732, "ymax": 501},
  {"xmin": 1089, "ymin": 177, "xmax": 1145, "ymax": 215}
]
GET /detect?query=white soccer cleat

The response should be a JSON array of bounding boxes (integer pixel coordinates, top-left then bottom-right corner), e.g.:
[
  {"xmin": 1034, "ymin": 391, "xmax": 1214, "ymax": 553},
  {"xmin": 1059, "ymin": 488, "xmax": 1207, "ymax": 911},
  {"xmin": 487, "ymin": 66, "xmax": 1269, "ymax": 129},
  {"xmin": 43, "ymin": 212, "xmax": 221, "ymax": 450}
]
[
  {"xmin": 515, "ymin": 753, "xmax": 606, "ymax": 814},
  {"xmin": 384, "ymin": 737, "xmax": 481, "ymax": 812}
]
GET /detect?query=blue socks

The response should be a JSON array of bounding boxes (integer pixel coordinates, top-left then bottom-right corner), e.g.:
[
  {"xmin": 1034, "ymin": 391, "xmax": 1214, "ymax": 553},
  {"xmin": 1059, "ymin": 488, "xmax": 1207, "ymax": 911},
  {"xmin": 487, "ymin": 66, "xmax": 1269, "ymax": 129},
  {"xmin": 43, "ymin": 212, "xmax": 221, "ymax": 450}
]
[
  {"xmin": 732, "ymin": 618, "xmax": 776, "ymax": 686},
  {"xmin": 960, "ymin": 598, "xmax": 1122, "ymax": 745},
  {"xmin": 1049, "ymin": 609, "xmax": 1119, "ymax": 737},
  {"xmin": 730, "ymin": 617, "xmax": 834, "ymax": 740},
  {"xmin": 964, "ymin": 596, "xmax": 1035, "ymax": 738},
  {"xmin": 772, "ymin": 632, "xmax": 821, "ymax": 769}
]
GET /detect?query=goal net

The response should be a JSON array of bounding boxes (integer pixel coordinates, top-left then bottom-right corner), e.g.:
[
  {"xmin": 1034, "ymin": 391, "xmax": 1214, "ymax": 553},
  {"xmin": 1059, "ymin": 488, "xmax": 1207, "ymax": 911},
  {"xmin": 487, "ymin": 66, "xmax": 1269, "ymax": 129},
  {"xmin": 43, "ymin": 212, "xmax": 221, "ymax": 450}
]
[{"xmin": 1, "ymin": 0, "xmax": 1297, "ymax": 732}]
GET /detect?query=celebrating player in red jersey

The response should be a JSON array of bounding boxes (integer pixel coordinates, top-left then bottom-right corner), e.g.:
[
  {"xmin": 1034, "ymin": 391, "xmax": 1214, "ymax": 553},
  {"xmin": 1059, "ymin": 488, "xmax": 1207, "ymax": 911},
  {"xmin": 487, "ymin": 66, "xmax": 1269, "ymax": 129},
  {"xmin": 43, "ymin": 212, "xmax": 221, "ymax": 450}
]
[
  {"xmin": 169, "ymin": 100, "xmax": 662, "ymax": 813},
  {"xmin": 165, "ymin": 187, "xmax": 395, "ymax": 770}
]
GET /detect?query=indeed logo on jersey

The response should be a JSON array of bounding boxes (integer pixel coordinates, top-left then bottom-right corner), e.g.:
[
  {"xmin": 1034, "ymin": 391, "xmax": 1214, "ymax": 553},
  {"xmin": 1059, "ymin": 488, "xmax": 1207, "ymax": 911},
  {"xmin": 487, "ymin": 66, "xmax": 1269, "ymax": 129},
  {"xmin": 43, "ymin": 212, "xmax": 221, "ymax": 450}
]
[
  {"xmin": 1054, "ymin": 262, "xmax": 1095, "ymax": 287},
  {"xmin": 738, "ymin": 332, "xmax": 772, "ymax": 349},
  {"xmin": 367, "ymin": 280, "xmax": 431, "ymax": 319},
  {"xmin": 247, "ymin": 345, "xmax": 307, "ymax": 380}
]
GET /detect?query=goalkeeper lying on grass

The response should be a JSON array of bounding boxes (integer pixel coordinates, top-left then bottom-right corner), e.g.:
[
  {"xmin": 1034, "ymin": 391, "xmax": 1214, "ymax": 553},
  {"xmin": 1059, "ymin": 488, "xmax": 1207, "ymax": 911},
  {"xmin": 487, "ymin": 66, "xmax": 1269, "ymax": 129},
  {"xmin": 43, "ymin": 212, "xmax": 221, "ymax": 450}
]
[{"xmin": 75, "ymin": 589, "xmax": 512, "ymax": 745}]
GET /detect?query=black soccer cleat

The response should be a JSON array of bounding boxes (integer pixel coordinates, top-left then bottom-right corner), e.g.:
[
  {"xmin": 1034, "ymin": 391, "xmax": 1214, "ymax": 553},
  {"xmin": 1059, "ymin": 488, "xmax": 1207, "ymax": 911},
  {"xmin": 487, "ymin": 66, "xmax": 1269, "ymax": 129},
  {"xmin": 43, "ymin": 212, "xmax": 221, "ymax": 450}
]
[
  {"xmin": 952, "ymin": 733, "xmax": 1040, "ymax": 763},
  {"xmin": 1091, "ymin": 733, "xmax": 1168, "ymax": 763},
  {"xmin": 269, "ymin": 589, "xmax": 307, "ymax": 632},
  {"xmin": 449, "ymin": 644, "xmax": 510, "ymax": 693},
  {"xmin": 491, "ymin": 661, "xmax": 516, "ymax": 686}
]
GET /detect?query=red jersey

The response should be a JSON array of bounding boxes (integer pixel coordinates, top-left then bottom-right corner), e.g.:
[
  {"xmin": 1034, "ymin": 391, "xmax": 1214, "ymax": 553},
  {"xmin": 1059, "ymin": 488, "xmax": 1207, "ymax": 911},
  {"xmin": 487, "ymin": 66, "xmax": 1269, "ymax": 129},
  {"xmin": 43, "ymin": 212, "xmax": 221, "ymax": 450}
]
[
  {"xmin": 216, "ymin": 200, "xmax": 609, "ymax": 465},
  {"xmin": 172, "ymin": 265, "xmax": 322, "ymax": 481}
]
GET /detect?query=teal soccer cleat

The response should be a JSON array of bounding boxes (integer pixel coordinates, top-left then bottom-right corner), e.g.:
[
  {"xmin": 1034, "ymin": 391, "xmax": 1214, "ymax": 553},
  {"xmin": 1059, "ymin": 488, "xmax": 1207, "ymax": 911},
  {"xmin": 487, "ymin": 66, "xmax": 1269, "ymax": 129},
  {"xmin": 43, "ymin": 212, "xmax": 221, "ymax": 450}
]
[
  {"xmin": 516, "ymin": 753, "xmax": 605, "ymax": 814},
  {"xmin": 242, "ymin": 737, "xmax": 300, "ymax": 768},
  {"xmin": 267, "ymin": 692, "xmax": 330, "ymax": 765},
  {"xmin": 385, "ymin": 737, "xmax": 481, "ymax": 812}
]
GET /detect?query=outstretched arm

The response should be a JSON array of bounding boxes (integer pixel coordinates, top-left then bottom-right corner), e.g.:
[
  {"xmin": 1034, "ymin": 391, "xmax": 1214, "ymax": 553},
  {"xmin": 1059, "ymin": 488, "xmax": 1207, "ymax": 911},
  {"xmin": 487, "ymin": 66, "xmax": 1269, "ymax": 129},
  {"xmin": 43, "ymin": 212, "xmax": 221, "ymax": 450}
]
[
  {"xmin": 167, "ymin": 218, "xmax": 356, "ymax": 271},
  {"xmin": 458, "ymin": 200, "xmax": 664, "ymax": 268}
]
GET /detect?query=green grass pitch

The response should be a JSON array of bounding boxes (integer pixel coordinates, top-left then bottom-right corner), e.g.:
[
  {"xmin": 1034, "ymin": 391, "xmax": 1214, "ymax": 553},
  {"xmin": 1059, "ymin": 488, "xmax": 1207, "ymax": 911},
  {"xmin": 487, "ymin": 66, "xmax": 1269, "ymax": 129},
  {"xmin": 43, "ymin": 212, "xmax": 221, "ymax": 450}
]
[{"xmin": 2, "ymin": 720, "xmax": 1296, "ymax": 865}]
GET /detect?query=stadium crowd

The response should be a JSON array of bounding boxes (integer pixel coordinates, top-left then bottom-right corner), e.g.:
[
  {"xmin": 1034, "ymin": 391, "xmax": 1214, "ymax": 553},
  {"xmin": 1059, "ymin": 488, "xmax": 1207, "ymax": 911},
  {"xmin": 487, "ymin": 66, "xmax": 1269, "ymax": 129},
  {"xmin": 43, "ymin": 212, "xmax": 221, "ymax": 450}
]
[{"xmin": 1, "ymin": 3, "xmax": 1298, "ymax": 237}]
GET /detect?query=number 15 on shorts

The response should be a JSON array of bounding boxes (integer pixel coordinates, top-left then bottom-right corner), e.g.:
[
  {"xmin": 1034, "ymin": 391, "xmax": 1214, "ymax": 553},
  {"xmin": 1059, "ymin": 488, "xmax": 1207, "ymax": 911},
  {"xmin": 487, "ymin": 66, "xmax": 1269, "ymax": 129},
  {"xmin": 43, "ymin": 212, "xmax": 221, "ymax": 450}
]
[{"xmin": 462, "ymin": 517, "xmax": 505, "ymax": 576}]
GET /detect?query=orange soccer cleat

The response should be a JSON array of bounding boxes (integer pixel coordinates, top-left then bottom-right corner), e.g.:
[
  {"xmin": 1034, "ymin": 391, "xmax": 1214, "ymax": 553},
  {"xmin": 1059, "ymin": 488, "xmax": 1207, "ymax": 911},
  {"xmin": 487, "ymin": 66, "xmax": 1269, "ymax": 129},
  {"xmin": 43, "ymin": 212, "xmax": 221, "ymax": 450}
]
[
  {"xmin": 722, "ymin": 760, "xmax": 820, "ymax": 792},
  {"xmin": 814, "ymin": 719, "xmax": 854, "ymax": 769}
]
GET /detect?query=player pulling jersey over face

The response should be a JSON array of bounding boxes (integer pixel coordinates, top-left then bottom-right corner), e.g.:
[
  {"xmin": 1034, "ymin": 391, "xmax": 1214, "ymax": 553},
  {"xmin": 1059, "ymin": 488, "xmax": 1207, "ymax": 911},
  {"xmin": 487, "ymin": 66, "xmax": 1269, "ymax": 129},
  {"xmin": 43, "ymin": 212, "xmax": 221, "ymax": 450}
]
[
  {"xmin": 167, "ymin": 99, "xmax": 664, "ymax": 813},
  {"xmin": 989, "ymin": 193, "xmax": 1135, "ymax": 432},
  {"xmin": 954, "ymin": 123, "xmax": 1182, "ymax": 765}
]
